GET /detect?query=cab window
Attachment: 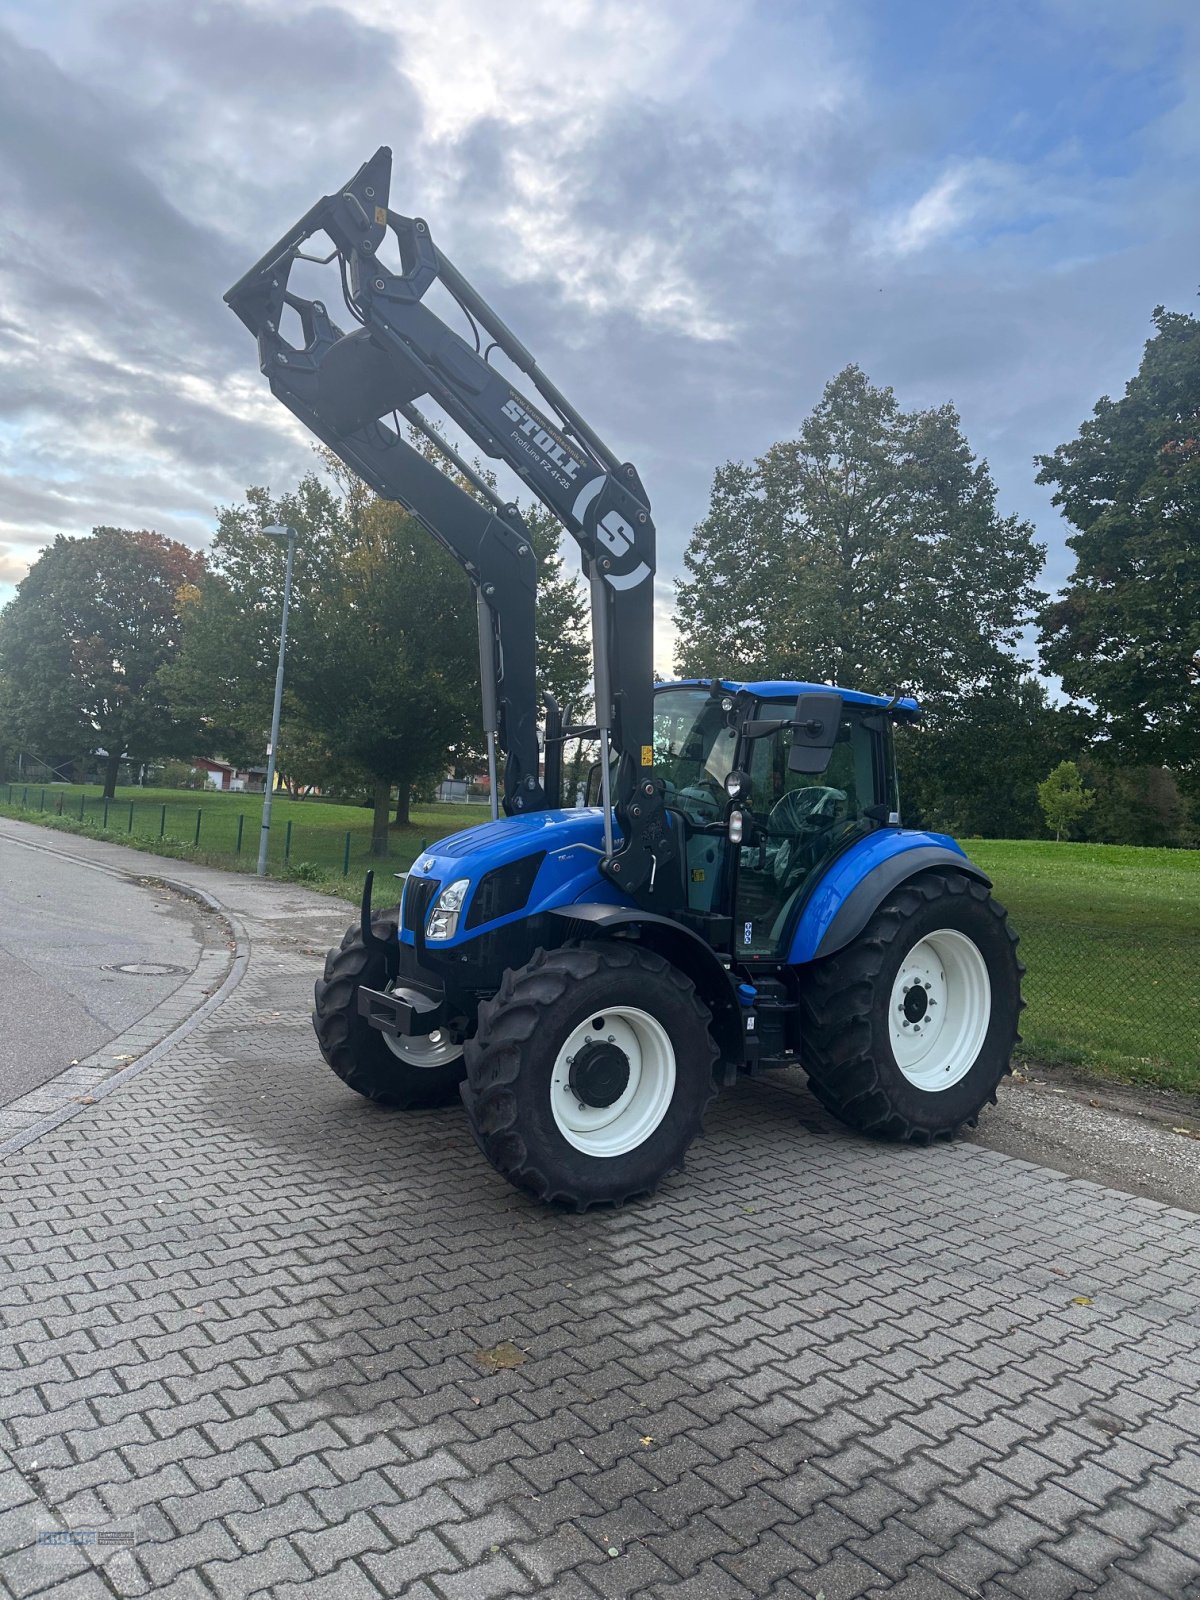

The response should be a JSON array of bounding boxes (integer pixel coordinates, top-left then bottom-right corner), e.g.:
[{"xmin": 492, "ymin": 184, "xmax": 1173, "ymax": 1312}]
[
  {"xmin": 735, "ymin": 705, "xmax": 885, "ymax": 956},
  {"xmin": 653, "ymin": 688, "xmax": 737, "ymax": 826}
]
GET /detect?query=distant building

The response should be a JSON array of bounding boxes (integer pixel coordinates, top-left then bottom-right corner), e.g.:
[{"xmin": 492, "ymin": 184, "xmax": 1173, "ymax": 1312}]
[
  {"xmin": 437, "ymin": 770, "xmax": 491, "ymax": 804},
  {"xmin": 190, "ymin": 758, "xmax": 268, "ymax": 793}
]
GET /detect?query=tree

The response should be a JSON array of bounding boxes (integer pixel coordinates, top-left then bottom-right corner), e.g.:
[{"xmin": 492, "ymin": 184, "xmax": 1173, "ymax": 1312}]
[
  {"xmin": 898, "ymin": 673, "xmax": 1085, "ymax": 838},
  {"xmin": 170, "ymin": 463, "xmax": 591, "ymax": 857},
  {"xmin": 1038, "ymin": 760, "xmax": 1094, "ymax": 841},
  {"xmin": 323, "ymin": 442, "xmax": 591, "ymax": 827},
  {"xmin": 164, "ymin": 475, "xmax": 349, "ymax": 784},
  {"xmin": 1079, "ymin": 760, "xmax": 1189, "ymax": 848},
  {"xmin": 1036, "ymin": 306, "xmax": 1200, "ymax": 770},
  {"xmin": 168, "ymin": 473, "xmax": 478, "ymax": 854},
  {"xmin": 0, "ymin": 528, "xmax": 205, "ymax": 797},
  {"xmin": 674, "ymin": 366, "xmax": 1046, "ymax": 700},
  {"xmin": 297, "ymin": 493, "xmax": 482, "ymax": 852},
  {"xmin": 521, "ymin": 505, "xmax": 591, "ymax": 719}
]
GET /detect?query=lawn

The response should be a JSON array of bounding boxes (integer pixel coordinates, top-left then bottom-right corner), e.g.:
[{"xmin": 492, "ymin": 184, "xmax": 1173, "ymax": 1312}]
[
  {"xmin": 967, "ymin": 840, "xmax": 1199, "ymax": 1092},
  {"xmin": 3, "ymin": 782, "xmax": 1196, "ymax": 1090},
  {"xmin": 0, "ymin": 779, "xmax": 480, "ymax": 896}
]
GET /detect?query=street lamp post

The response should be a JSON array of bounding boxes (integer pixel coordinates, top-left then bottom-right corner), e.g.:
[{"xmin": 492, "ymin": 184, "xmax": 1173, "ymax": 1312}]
[{"xmin": 257, "ymin": 524, "xmax": 297, "ymax": 877}]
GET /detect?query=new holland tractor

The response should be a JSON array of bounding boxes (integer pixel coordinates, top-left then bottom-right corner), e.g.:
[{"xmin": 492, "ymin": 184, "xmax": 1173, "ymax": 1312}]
[{"xmin": 227, "ymin": 148, "xmax": 1023, "ymax": 1210}]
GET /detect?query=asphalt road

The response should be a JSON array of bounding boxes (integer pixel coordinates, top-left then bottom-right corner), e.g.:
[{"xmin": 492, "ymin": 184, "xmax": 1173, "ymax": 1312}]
[{"xmin": 0, "ymin": 835, "xmax": 206, "ymax": 1106}]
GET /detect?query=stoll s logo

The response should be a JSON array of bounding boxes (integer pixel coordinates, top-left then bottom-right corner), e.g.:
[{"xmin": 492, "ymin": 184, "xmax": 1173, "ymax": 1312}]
[
  {"xmin": 501, "ymin": 395, "xmax": 582, "ymax": 488},
  {"xmin": 571, "ymin": 477, "xmax": 652, "ymax": 593}
]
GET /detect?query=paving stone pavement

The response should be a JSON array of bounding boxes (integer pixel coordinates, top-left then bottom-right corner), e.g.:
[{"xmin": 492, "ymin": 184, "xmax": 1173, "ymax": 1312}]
[{"xmin": 1, "ymin": 822, "xmax": 1199, "ymax": 1600}]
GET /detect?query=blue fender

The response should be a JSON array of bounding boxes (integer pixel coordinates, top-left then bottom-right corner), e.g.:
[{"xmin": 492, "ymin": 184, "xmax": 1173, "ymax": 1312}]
[{"xmin": 788, "ymin": 830, "xmax": 991, "ymax": 966}]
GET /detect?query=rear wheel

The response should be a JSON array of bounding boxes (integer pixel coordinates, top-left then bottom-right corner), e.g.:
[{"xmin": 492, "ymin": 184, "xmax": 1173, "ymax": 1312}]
[
  {"xmin": 461, "ymin": 944, "xmax": 719, "ymax": 1209},
  {"xmin": 312, "ymin": 913, "xmax": 466, "ymax": 1109},
  {"xmin": 800, "ymin": 871, "xmax": 1022, "ymax": 1142}
]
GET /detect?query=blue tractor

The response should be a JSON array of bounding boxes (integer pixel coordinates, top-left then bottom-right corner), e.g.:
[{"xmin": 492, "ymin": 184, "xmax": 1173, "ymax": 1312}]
[{"xmin": 227, "ymin": 149, "xmax": 1022, "ymax": 1209}]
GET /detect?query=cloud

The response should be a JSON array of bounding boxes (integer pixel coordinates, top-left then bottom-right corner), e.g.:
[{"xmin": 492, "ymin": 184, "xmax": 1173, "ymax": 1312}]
[{"xmin": 0, "ymin": 0, "xmax": 1197, "ymax": 653}]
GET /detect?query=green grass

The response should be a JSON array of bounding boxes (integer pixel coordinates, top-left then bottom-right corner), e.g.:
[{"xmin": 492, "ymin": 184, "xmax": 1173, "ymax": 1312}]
[
  {"xmin": 967, "ymin": 840, "xmax": 1200, "ymax": 1092},
  {"xmin": 3, "ymin": 784, "xmax": 1196, "ymax": 1091},
  {"xmin": 0, "ymin": 780, "xmax": 487, "ymax": 902}
]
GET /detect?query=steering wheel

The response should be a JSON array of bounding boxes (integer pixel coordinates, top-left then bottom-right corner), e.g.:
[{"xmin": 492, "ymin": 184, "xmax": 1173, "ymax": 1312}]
[
  {"xmin": 768, "ymin": 787, "xmax": 847, "ymax": 887},
  {"xmin": 677, "ymin": 777, "xmax": 726, "ymax": 822}
]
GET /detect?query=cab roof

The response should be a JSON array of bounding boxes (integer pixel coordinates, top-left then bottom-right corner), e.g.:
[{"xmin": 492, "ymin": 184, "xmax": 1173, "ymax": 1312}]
[{"xmin": 661, "ymin": 679, "xmax": 920, "ymax": 718}]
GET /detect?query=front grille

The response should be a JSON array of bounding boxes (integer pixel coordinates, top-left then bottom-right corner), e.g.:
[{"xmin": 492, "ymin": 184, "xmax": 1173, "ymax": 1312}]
[
  {"xmin": 464, "ymin": 853, "xmax": 545, "ymax": 931},
  {"xmin": 401, "ymin": 875, "xmax": 439, "ymax": 935}
]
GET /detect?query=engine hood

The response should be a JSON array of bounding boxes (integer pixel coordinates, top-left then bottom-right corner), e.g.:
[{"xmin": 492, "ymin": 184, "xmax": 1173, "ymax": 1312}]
[
  {"xmin": 399, "ymin": 807, "xmax": 632, "ymax": 949},
  {"xmin": 415, "ymin": 806, "xmax": 613, "ymax": 873}
]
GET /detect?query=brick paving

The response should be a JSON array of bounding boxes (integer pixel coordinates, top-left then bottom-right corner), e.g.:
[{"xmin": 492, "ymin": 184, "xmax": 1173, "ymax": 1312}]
[{"xmin": 1, "ymin": 821, "xmax": 1199, "ymax": 1599}]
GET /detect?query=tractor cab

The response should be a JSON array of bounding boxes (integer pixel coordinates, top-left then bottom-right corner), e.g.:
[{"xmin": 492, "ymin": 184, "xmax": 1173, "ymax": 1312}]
[{"xmin": 614, "ymin": 679, "xmax": 916, "ymax": 961}]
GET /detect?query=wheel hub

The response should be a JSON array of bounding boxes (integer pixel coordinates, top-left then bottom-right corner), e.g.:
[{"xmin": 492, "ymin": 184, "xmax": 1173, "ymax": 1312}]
[
  {"xmin": 888, "ymin": 929, "xmax": 991, "ymax": 1092},
  {"xmin": 381, "ymin": 984, "xmax": 463, "ymax": 1068},
  {"xmin": 551, "ymin": 1007, "xmax": 677, "ymax": 1159},
  {"xmin": 568, "ymin": 1040, "xmax": 631, "ymax": 1108},
  {"xmin": 901, "ymin": 983, "xmax": 930, "ymax": 1024}
]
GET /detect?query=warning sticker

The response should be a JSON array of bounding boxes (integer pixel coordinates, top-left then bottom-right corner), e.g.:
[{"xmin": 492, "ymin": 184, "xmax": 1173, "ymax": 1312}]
[{"xmin": 641, "ymin": 745, "xmax": 654, "ymax": 766}]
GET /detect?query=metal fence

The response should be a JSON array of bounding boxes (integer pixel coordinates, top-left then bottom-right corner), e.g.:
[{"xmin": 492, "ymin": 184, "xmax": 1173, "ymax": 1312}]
[
  {"xmin": 1010, "ymin": 912, "xmax": 1199, "ymax": 1084},
  {"xmin": 3, "ymin": 783, "xmax": 1197, "ymax": 1081},
  {"xmin": 2, "ymin": 784, "xmax": 396, "ymax": 882}
]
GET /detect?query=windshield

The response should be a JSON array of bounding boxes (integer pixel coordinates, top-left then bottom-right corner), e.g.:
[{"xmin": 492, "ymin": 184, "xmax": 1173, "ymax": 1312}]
[{"xmin": 653, "ymin": 687, "xmax": 737, "ymax": 823}]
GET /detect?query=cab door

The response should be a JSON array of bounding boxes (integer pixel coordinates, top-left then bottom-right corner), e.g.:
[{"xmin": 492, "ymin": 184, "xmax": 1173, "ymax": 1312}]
[{"xmin": 733, "ymin": 704, "xmax": 886, "ymax": 959}]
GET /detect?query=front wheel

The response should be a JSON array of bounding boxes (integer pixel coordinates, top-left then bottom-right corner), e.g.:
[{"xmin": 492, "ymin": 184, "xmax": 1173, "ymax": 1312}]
[
  {"xmin": 461, "ymin": 944, "xmax": 719, "ymax": 1209},
  {"xmin": 313, "ymin": 913, "xmax": 466, "ymax": 1109},
  {"xmin": 800, "ymin": 870, "xmax": 1023, "ymax": 1143}
]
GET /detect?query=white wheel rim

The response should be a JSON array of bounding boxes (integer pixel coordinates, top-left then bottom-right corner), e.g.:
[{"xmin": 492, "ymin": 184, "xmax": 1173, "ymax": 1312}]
[
  {"xmin": 889, "ymin": 928, "xmax": 991, "ymax": 1092},
  {"xmin": 381, "ymin": 985, "xmax": 463, "ymax": 1069},
  {"xmin": 551, "ymin": 1006, "xmax": 676, "ymax": 1158}
]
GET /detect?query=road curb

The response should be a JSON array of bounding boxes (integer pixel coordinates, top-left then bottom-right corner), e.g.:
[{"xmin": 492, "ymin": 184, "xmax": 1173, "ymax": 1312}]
[{"xmin": 0, "ymin": 836, "xmax": 250, "ymax": 1158}]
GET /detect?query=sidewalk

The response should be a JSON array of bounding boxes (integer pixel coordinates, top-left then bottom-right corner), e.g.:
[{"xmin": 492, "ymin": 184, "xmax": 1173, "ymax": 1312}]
[{"xmin": 1, "ymin": 819, "xmax": 1198, "ymax": 1599}]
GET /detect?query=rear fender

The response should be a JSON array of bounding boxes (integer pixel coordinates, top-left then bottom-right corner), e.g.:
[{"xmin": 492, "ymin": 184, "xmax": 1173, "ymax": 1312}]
[
  {"xmin": 790, "ymin": 833, "xmax": 991, "ymax": 965},
  {"xmin": 549, "ymin": 904, "xmax": 744, "ymax": 1074}
]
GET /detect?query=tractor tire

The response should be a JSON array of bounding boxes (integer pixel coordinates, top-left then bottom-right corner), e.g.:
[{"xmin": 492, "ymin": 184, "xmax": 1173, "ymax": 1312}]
[
  {"xmin": 461, "ymin": 944, "xmax": 719, "ymax": 1209},
  {"xmin": 313, "ymin": 912, "xmax": 466, "ymax": 1109},
  {"xmin": 800, "ymin": 870, "xmax": 1023, "ymax": 1143}
]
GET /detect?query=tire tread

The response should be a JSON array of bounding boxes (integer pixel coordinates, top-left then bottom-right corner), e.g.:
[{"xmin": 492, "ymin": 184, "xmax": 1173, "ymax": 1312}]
[
  {"xmin": 801, "ymin": 870, "xmax": 1020, "ymax": 1143},
  {"xmin": 463, "ymin": 944, "xmax": 718, "ymax": 1209}
]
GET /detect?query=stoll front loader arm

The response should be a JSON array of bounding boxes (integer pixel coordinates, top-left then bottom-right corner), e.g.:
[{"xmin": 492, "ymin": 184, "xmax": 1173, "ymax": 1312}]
[
  {"xmin": 225, "ymin": 146, "xmax": 681, "ymax": 911},
  {"xmin": 225, "ymin": 176, "xmax": 544, "ymax": 820}
]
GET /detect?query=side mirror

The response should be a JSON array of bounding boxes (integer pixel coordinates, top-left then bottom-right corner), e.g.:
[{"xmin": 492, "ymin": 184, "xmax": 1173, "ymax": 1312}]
[
  {"xmin": 584, "ymin": 762, "xmax": 602, "ymax": 807},
  {"xmin": 787, "ymin": 692, "xmax": 842, "ymax": 774}
]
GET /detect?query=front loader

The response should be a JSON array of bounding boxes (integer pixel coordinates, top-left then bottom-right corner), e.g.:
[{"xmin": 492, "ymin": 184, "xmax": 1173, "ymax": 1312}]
[{"xmin": 226, "ymin": 148, "xmax": 1023, "ymax": 1210}]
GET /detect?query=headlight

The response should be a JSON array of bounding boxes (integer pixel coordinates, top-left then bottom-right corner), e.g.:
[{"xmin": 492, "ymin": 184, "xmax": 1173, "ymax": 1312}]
[{"xmin": 426, "ymin": 878, "xmax": 470, "ymax": 941}]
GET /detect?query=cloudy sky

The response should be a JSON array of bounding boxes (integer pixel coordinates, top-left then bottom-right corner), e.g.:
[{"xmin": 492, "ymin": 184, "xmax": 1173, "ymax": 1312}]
[{"xmin": 1, "ymin": 0, "xmax": 1198, "ymax": 669}]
